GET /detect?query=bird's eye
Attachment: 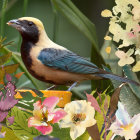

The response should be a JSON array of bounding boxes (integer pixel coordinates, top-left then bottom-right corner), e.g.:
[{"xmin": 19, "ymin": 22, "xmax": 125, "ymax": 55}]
[{"xmin": 28, "ymin": 21, "xmax": 33, "ymax": 26}]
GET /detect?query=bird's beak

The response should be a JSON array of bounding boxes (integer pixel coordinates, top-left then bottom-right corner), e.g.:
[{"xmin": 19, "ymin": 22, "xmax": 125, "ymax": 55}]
[{"xmin": 7, "ymin": 19, "xmax": 21, "ymax": 30}]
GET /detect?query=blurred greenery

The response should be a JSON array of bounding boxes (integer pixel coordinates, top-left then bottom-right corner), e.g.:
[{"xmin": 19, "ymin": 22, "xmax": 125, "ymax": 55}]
[
  {"xmin": 0, "ymin": 0, "xmax": 114, "ymax": 93},
  {"xmin": 1, "ymin": 1, "xmax": 140, "ymax": 140}
]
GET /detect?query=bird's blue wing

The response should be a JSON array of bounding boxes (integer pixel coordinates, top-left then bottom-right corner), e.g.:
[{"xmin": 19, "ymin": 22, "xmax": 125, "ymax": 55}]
[{"xmin": 38, "ymin": 48, "xmax": 99, "ymax": 74}]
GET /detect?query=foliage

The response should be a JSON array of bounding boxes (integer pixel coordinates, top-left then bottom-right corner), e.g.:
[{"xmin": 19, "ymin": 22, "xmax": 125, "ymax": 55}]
[
  {"xmin": 7, "ymin": 107, "xmax": 40, "ymax": 140},
  {"xmin": 0, "ymin": 0, "xmax": 140, "ymax": 140}
]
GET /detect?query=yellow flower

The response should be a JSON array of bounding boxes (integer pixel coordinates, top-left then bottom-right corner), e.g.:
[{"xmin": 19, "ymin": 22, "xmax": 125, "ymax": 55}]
[
  {"xmin": 104, "ymin": 36, "xmax": 112, "ymax": 40},
  {"xmin": 105, "ymin": 46, "xmax": 111, "ymax": 54},
  {"xmin": 101, "ymin": 9, "xmax": 112, "ymax": 17},
  {"xmin": 132, "ymin": 61, "xmax": 140, "ymax": 72}
]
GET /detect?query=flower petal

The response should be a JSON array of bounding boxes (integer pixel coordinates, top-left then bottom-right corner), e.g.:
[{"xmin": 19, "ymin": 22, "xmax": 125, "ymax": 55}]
[
  {"xmin": 121, "ymin": 129, "xmax": 137, "ymax": 140},
  {"xmin": 115, "ymin": 50, "xmax": 126, "ymax": 59},
  {"xmin": 59, "ymin": 114, "xmax": 74, "ymax": 128},
  {"xmin": 131, "ymin": 113, "xmax": 140, "ymax": 134},
  {"xmin": 53, "ymin": 109, "xmax": 67, "ymax": 123},
  {"xmin": 33, "ymin": 100, "xmax": 42, "ymax": 110},
  {"xmin": 0, "ymin": 82, "xmax": 18, "ymax": 111},
  {"xmin": 0, "ymin": 111, "xmax": 8, "ymax": 122},
  {"xmin": 132, "ymin": 61, "xmax": 140, "ymax": 72},
  {"xmin": 101, "ymin": 9, "xmax": 112, "ymax": 17},
  {"xmin": 28, "ymin": 117, "xmax": 43, "ymax": 127},
  {"xmin": 116, "ymin": 102, "xmax": 131, "ymax": 126},
  {"xmin": 109, "ymin": 121, "xmax": 123, "ymax": 135},
  {"xmin": 7, "ymin": 116, "xmax": 14, "ymax": 125},
  {"xmin": 33, "ymin": 110, "xmax": 43, "ymax": 121},
  {"xmin": 43, "ymin": 96, "xmax": 59, "ymax": 112},
  {"xmin": 35, "ymin": 125, "xmax": 53, "ymax": 135},
  {"xmin": 0, "ymin": 131, "xmax": 6, "ymax": 138},
  {"xmin": 70, "ymin": 126, "xmax": 86, "ymax": 140}
]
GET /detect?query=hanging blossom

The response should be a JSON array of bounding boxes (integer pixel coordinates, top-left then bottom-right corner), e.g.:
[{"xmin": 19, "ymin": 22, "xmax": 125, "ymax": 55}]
[
  {"xmin": 109, "ymin": 102, "xmax": 140, "ymax": 140},
  {"xmin": 115, "ymin": 49, "xmax": 135, "ymax": 66},
  {"xmin": 102, "ymin": 0, "xmax": 140, "ymax": 71},
  {"xmin": 59, "ymin": 100, "xmax": 96, "ymax": 140},
  {"xmin": 28, "ymin": 96, "xmax": 66, "ymax": 135}
]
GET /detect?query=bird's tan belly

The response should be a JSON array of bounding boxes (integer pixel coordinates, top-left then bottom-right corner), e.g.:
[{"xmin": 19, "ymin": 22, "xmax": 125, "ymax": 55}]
[{"xmin": 29, "ymin": 58, "xmax": 90, "ymax": 85}]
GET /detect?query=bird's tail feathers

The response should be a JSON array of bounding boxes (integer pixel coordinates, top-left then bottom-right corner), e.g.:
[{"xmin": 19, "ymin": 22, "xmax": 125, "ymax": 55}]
[{"xmin": 95, "ymin": 73, "xmax": 140, "ymax": 86}]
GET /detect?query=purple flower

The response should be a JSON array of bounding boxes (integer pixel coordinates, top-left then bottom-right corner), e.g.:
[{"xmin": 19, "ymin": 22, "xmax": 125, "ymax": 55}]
[
  {"xmin": 7, "ymin": 116, "xmax": 14, "ymax": 125},
  {"xmin": 0, "ymin": 81, "xmax": 18, "ymax": 122}
]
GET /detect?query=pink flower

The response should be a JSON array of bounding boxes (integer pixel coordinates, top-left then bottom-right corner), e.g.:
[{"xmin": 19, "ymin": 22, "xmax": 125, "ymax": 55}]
[
  {"xmin": 127, "ymin": 32, "xmax": 136, "ymax": 39},
  {"xmin": 28, "ymin": 97, "xmax": 67, "ymax": 135}
]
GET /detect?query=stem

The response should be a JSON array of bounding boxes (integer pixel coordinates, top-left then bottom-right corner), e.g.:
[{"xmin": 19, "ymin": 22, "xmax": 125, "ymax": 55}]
[
  {"xmin": 22, "ymin": 0, "xmax": 28, "ymax": 16},
  {"xmin": 0, "ymin": 0, "xmax": 8, "ymax": 36},
  {"xmin": 3, "ymin": 47, "xmax": 40, "ymax": 89},
  {"xmin": 0, "ymin": 0, "xmax": 18, "ymax": 18},
  {"xmin": 50, "ymin": 0, "xmax": 59, "ymax": 42},
  {"xmin": 17, "ymin": 0, "xmax": 28, "ymax": 51},
  {"xmin": 52, "ymin": 12, "xmax": 59, "ymax": 42},
  {"xmin": 71, "ymin": 89, "xmax": 86, "ymax": 99}
]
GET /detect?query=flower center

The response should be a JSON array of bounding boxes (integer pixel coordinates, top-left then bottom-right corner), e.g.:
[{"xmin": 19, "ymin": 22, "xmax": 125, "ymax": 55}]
[
  {"xmin": 120, "ymin": 123, "xmax": 133, "ymax": 130},
  {"xmin": 72, "ymin": 113, "xmax": 86, "ymax": 124}
]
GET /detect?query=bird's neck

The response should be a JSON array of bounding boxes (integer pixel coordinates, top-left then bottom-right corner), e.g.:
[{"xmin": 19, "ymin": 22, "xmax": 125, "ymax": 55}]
[
  {"xmin": 21, "ymin": 40, "xmax": 33, "ymax": 68},
  {"xmin": 20, "ymin": 30, "xmax": 52, "ymax": 68}
]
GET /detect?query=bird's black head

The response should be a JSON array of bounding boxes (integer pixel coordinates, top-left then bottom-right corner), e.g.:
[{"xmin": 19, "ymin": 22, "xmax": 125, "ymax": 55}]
[{"xmin": 7, "ymin": 17, "xmax": 44, "ymax": 44}]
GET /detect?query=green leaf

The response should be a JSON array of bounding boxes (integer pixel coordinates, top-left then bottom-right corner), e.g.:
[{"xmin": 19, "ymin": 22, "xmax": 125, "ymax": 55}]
[
  {"xmin": 17, "ymin": 91, "xmax": 39, "ymax": 111},
  {"xmin": 50, "ymin": 123, "xmax": 71, "ymax": 140},
  {"xmin": 2, "ymin": 63, "xmax": 19, "ymax": 73},
  {"xmin": 1, "ymin": 126, "xmax": 20, "ymax": 140},
  {"xmin": 0, "ymin": 64, "xmax": 19, "ymax": 82},
  {"xmin": 103, "ymin": 66, "xmax": 140, "ymax": 117},
  {"xmin": 30, "ymin": 89, "xmax": 44, "ymax": 97},
  {"xmin": 95, "ymin": 89, "xmax": 110, "ymax": 132},
  {"xmin": 0, "ymin": 52, "xmax": 12, "ymax": 65},
  {"xmin": 7, "ymin": 107, "xmax": 40, "ymax": 139},
  {"xmin": 2, "ymin": 47, "xmax": 40, "ymax": 89},
  {"xmin": 77, "ymin": 131, "xmax": 90, "ymax": 140},
  {"xmin": 123, "ymin": 65, "xmax": 140, "ymax": 98},
  {"xmin": 119, "ymin": 85, "xmax": 140, "ymax": 117},
  {"xmin": 51, "ymin": 0, "xmax": 107, "ymax": 91},
  {"xmin": 51, "ymin": 0, "xmax": 98, "ymax": 49}
]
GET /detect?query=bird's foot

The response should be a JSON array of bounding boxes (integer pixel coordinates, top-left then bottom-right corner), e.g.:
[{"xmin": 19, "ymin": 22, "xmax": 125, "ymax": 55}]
[
  {"xmin": 67, "ymin": 82, "xmax": 78, "ymax": 91},
  {"xmin": 46, "ymin": 85, "xmax": 57, "ymax": 90}
]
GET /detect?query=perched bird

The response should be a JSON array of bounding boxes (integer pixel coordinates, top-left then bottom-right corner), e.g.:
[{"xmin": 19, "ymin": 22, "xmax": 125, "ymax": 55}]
[{"xmin": 7, "ymin": 17, "xmax": 140, "ymax": 88}]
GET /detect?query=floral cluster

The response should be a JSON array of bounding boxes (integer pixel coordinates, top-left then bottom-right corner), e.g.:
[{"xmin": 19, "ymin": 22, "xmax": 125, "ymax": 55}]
[
  {"xmin": 28, "ymin": 97, "xmax": 96, "ymax": 140},
  {"xmin": 102, "ymin": 0, "xmax": 140, "ymax": 72},
  {"xmin": 27, "ymin": 93, "xmax": 140, "ymax": 140}
]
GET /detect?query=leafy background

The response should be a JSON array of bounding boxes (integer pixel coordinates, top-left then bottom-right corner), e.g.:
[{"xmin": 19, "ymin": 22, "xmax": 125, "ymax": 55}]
[
  {"xmin": 1, "ymin": 0, "xmax": 140, "ymax": 140},
  {"xmin": 0, "ymin": 0, "xmax": 114, "ymax": 94}
]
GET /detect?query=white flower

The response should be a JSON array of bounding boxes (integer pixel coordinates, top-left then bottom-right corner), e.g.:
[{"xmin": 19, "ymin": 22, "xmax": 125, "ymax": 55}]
[
  {"xmin": 59, "ymin": 100, "xmax": 96, "ymax": 140},
  {"xmin": 135, "ymin": 48, "xmax": 140, "ymax": 55},
  {"xmin": 102, "ymin": 0, "xmax": 140, "ymax": 48},
  {"xmin": 115, "ymin": 49, "xmax": 134, "ymax": 66},
  {"xmin": 132, "ymin": 6, "xmax": 140, "ymax": 20},
  {"xmin": 109, "ymin": 102, "xmax": 140, "ymax": 140}
]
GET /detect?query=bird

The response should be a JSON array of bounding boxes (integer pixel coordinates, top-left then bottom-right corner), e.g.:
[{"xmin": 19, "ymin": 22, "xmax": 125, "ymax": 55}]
[{"xmin": 7, "ymin": 17, "xmax": 140, "ymax": 89}]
